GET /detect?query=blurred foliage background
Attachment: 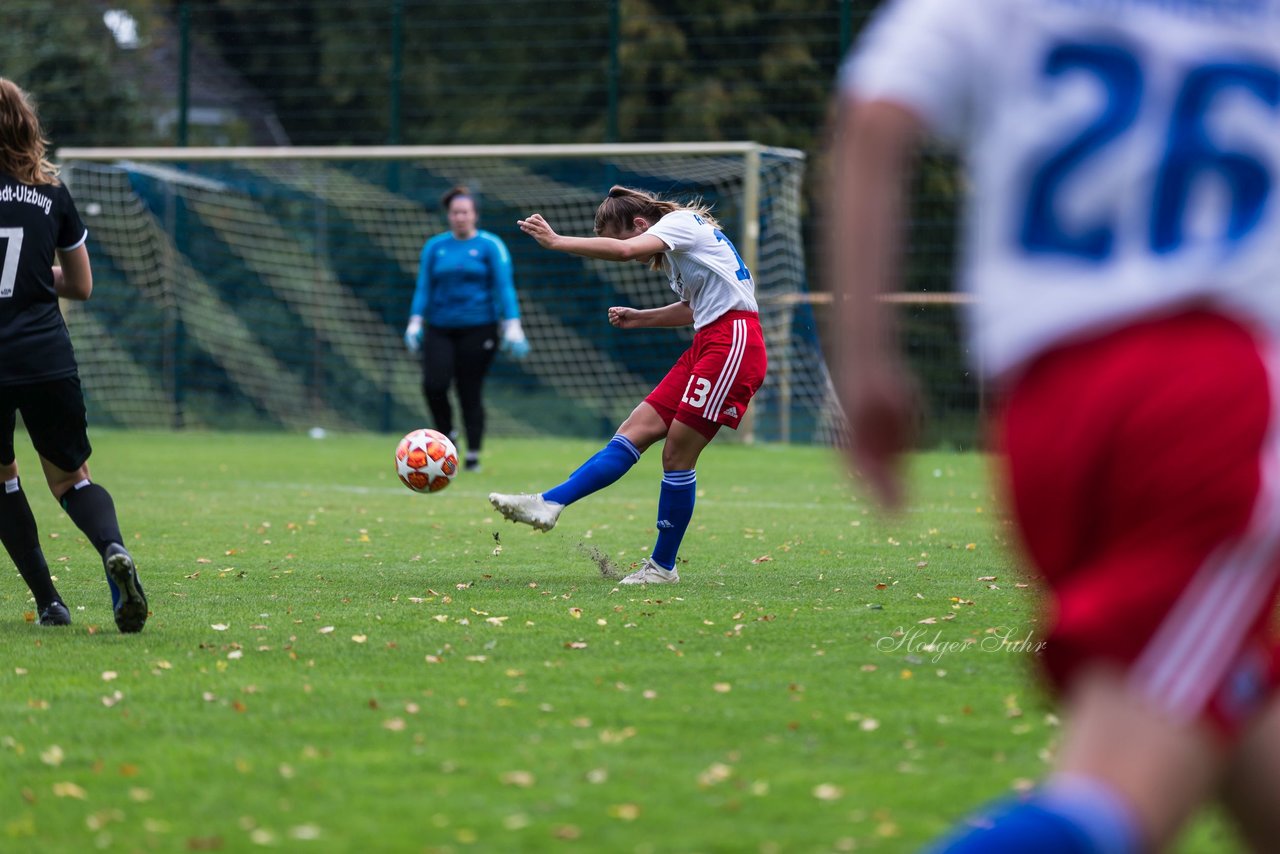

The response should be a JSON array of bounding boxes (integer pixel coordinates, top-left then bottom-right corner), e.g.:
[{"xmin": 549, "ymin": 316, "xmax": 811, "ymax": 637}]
[
  {"xmin": 9, "ymin": 0, "xmax": 977, "ymax": 445},
  {"xmin": 15, "ymin": 1, "xmax": 868, "ymax": 151}
]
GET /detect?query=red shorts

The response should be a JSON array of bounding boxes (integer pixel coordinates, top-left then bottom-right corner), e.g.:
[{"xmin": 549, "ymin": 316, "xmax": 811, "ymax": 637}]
[
  {"xmin": 646, "ymin": 310, "xmax": 767, "ymax": 440},
  {"xmin": 999, "ymin": 310, "xmax": 1280, "ymax": 738}
]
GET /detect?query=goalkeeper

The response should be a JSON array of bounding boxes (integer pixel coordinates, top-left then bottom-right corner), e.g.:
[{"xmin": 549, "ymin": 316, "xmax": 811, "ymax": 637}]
[{"xmin": 403, "ymin": 185, "xmax": 528, "ymax": 473}]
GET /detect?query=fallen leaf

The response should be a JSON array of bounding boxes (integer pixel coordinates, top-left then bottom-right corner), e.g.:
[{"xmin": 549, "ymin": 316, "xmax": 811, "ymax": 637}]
[
  {"xmin": 698, "ymin": 763, "xmax": 732, "ymax": 786},
  {"xmin": 500, "ymin": 770, "xmax": 535, "ymax": 788},
  {"xmin": 52, "ymin": 781, "xmax": 87, "ymax": 799}
]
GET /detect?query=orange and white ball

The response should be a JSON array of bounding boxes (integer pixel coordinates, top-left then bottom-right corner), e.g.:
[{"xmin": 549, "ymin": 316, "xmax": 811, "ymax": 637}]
[{"xmin": 395, "ymin": 429, "xmax": 458, "ymax": 493}]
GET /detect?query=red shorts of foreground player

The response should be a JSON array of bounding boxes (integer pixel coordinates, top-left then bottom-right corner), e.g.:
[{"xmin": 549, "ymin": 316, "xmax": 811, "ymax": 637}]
[
  {"xmin": 999, "ymin": 309, "xmax": 1280, "ymax": 738},
  {"xmin": 646, "ymin": 309, "xmax": 767, "ymax": 440}
]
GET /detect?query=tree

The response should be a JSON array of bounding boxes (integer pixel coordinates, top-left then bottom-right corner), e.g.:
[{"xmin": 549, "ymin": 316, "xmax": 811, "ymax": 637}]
[{"xmin": 1, "ymin": 0, "xmax": 155, "ymax": 147}]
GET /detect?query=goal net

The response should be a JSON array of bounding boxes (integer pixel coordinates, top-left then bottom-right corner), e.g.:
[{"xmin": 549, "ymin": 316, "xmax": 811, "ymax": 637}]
[{"xmin": 56, "ymin": 144, "xmax": 841, "ymax": 442}]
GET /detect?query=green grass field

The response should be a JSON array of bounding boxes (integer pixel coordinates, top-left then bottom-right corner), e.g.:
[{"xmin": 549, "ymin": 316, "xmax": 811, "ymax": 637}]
[{"xmin": 0, "ymin": 430, "xmax": 1240, "ymax": 852}]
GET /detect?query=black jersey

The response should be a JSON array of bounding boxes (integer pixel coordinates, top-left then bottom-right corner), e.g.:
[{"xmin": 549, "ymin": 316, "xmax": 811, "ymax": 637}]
[{"xmin": 0, "ymin": 174, "xmax": 87, "ymax": 385}]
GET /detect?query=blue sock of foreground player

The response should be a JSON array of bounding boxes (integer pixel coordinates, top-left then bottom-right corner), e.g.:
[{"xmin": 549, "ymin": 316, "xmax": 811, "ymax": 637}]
[
  {"xmin": 543, "ymin": 435, "xmax": 641, "ymax": 506},
  {"xmin": 650, "ymin": 469, "xmax": 695, "ymax": 570},
  {"xmin": 930, "ymin": 775, "xmax": 1141, "ymax": 854}
]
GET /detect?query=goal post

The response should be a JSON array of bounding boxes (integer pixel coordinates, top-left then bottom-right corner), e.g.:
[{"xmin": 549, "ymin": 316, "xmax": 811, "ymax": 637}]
[{"xmin": 55, "ymin": 142, "xmax": 842, "ymax": 442}]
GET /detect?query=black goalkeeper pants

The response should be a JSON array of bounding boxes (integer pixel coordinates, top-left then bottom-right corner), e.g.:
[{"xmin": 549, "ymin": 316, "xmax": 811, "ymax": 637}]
[{"xmin": 420, "ymin": 323, "xmax": 499, "ymax": 452}]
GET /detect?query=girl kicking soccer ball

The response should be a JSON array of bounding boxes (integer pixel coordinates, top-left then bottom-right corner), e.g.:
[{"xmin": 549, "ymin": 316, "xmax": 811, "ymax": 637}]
[{"xmin": 489, "ymin": 185, "xmax": 767, "ymax": 585}]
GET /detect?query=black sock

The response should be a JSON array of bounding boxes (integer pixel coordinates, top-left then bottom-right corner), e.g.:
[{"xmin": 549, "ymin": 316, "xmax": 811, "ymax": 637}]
[
  {"xmin": 59, "ymin": 481, "xmax": 123, "ymax": 558},
  {"xmin": 0, "ymin": 478, "xmax": 60, "ymax": 608}
]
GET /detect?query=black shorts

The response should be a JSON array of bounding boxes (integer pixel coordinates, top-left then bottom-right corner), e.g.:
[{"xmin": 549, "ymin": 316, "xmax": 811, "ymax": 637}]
[{"xmin": 0, "ymin": 375, "xmax": 92, "ymax": 472}]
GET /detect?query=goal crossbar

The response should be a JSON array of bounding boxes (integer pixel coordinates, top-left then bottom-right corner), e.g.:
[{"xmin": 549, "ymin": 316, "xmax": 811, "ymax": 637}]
[{"xmin": 57, "ymin": 142, "xmax": 804, "ymax": 162}]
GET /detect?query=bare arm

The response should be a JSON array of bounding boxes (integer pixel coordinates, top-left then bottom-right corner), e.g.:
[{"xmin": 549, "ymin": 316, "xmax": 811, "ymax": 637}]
[
  {"xmin": 824, "ymin": 96, "xmax": 925, "ymax": 510},
  {"xmin": 608, "ymin": 302, "xmax": 693, "ymax": 329},
  {"xmin": 54, "ymin": 244, "xmax": 93, "ymax": 301},
  {"xmin": 517, "ymin": 213, "xmax": 667, "ymax": 262}
]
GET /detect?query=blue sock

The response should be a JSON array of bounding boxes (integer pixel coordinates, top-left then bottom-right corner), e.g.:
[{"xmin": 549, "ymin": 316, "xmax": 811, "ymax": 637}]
[
  {"xmin": 650, "ymin": 469, "xmax": 696, "ymax": 570},
  {"xmin": 930, "ymin": 776, "xmax": 1140, "ymax": 854},
  {"xmin": 543, "ymin": 435, "xmax": 641, "ymax": 506}
]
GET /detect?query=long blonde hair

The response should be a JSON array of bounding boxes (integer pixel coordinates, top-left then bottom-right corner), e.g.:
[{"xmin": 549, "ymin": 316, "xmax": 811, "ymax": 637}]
[
  {"xmin": 0, "ymin": 79, "xmax": 59, "ymax": 186},
  {"xmin": 593, "ymin": 185, "xmax": 720, "ymax": 271}
]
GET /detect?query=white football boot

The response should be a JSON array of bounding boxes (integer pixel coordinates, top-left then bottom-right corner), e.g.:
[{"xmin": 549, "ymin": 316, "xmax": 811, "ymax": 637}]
[
  {"xmin": 619, "ymin": 557, "xmax": 680, "ymax": 585},
  {"xmin": 488, "ymin": 492, "xmax": 564, "ymax": 532}
]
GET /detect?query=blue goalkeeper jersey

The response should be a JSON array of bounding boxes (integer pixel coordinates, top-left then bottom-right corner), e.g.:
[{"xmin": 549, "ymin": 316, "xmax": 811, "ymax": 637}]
[{"xmin": 410, "ymin": 229, "xmax": 519, "ymax": 329}]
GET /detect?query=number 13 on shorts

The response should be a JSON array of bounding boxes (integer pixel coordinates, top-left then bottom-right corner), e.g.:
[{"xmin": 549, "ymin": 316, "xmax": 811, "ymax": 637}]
[{"xmin": 682, "ymin": 375, "xmax": 711, "ymax": 409}]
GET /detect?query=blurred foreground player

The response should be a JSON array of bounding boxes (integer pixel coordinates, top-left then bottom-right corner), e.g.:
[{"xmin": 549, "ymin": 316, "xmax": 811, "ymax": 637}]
[{"xmin": 828, "ymin": 0, "xmax": 1280, "ymax": 850}]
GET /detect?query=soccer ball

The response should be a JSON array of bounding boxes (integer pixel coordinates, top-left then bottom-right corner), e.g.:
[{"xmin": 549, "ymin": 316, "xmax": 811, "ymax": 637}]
[{"xmin": 395, "ymin": 429, "xmax": 458, "ymax": 493}]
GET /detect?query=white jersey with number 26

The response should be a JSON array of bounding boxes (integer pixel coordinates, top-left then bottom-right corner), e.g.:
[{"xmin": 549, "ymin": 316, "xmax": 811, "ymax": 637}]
[{"xmin": 841, "ymin": 0, "xmax": 1280, "ymax": 379}]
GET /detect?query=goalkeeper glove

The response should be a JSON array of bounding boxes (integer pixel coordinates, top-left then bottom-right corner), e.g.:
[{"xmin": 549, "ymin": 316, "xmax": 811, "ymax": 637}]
[
  {"xmin": 404, "ymin": 316, "xmax": 424, "ymax": 353},
  {"xmin": 500, "ymin": 318, "xmax": 530, "ymax": 359}
]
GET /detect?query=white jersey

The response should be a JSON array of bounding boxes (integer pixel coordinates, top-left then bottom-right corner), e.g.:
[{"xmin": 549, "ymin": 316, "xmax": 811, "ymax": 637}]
[
  {"xmin": 645, "ymin": 209, "xmax": 759, "ymax": 329},
  {"xmin": 841, "ymin": 0, "xmax": 1280, "ymax": 379}
]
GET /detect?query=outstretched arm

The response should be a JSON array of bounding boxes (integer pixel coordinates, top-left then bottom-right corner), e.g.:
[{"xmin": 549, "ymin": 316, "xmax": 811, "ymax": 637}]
[
  {"xmin": 824, "ymin": 96, "xmax": 925, "ymax": 511},
  {"xmin": 609, "ymin": 302, "xmax": 693, "ymax": 329},
  {"xmin": 518, "ymin": 213, "xmax": 667, "ymax": 261}
]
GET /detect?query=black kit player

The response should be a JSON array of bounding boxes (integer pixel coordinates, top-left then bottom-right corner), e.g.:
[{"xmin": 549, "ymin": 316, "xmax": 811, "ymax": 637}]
[{"xmin": 0, "ymin": 78, "xmax": 147, "ymax": 633}]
